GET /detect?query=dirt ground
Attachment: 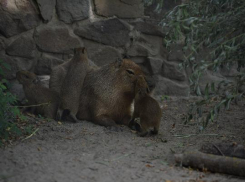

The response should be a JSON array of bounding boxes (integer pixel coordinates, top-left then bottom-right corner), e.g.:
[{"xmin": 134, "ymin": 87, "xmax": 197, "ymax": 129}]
[{"xmin": 0, "ymin": 97, "xmax": 245, "ymax": 182}]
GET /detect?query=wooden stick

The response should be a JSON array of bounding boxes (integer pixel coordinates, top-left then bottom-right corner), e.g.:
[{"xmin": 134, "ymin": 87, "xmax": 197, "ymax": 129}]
[
  {"xmin": 10, "ymin": 102, "xmax": 51, "ymax": 108},
  {"xmin": 175, "ymin": 151, "xmax": 245, "ymax": 177},
  {"xmin": 22, "ymin": 128, "xmax": 39, "ymax": 141},
  {"xmin": 212, "ymin": 144, "xmax": 225, "ymax": 156},
  {"xmin": 174, "ymin": 134, "xmax": 218, "ymax": 138}
]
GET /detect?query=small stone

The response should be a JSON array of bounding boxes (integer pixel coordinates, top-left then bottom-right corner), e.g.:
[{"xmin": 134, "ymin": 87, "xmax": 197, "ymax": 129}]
[
  {"xmin": 154, "ymin": 76, "xmax": 189, "ymax": 96},
  {"xmin": 56, "ymin": 0, "xmax": 89, "ymax": 23},
  {"xmin": 6, "ymin": 35, "xmax": 36, "ymax": 58},
  {"xmin": 90, "ymin": 46, "xmax": 122, "ymax": 67},
  {"xmin": 147, "ymin": 57, "xmax": 164, "ymax": 75},
  {"xmin": 94, "ymin": 0, "xmax": 144, "ymax": 18},
  {"xmin": 74, "ymin": 18, "xmax": 130, "ymax": 47},
  {"xmin": 131, "ymin": 21, "xmax": 166, "ymax": 37},
  {"xmin": 34, "ymin": 26, "xmax": 82, "ymax": 53},
  {"xmin": 36, "ymin": 0, "xmax": 56, "ymax": 22},
  {"xmin": 35, "ymin": 54, "xmax": 64, "ymax": 75},
  {"xmin": 161, "ymin": 60, "xmax": 186, "ymax": 81},
  {"xmin": 0, "ymin": 0, "xmax": 40, "ymax": 37}
]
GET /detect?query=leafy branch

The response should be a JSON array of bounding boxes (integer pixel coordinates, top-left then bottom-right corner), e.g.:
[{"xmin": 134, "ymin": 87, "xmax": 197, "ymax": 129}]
[{"xmin": 145, "ymin": 0, "xmax": 245, "ymax": 128}]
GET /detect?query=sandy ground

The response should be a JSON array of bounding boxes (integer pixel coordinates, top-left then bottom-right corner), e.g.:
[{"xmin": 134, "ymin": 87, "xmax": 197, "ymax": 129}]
[{"xmin": 0, "ymin": 97, "xmax": 245, "ymax": 182}]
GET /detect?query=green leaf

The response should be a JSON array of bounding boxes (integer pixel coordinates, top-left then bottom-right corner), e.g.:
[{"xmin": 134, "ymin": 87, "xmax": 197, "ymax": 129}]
[
  {"xmin": 1, "ymin": 62, "xmax": 11, "ymax": 70},
  {"xmin": 196, "ymin": 86, "xmax": 202, "ymax": 96},
  {"xmin": 211, "ymin": 82, "xmax": 215, "ymax": 92},
  {"xmin": 0, "ymin": 84, "xmax": 6, "ymax": 90},
  {"xmin": 225, "ymin": 98, "xmax": 232, "ymax": 110},
  {"xmin": 205, "ymin": 83, "xmax": 209, "ymax": 99}
]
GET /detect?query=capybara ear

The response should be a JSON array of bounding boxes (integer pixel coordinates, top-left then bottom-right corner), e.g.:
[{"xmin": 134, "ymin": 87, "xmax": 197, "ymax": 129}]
[
  {"xmin": 74, "ymin": 47, "xmax": 86, "ymax": 54},
  {"xmin": 115, "ymin": 59, "xmax": 122, "ymax": 68},
  {"xmin": 122, "ymin": 53, "xmax": 130, "ymax": 59}
]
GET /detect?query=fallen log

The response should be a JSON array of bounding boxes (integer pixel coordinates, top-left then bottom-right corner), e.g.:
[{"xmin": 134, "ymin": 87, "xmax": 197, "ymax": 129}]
[
  {"xmin": 175, "ymin": 151, "xmax": 245, "ymax": 177},
  {"xmin": 200, "ymin": 143, "xmax": 245, "ymax": 159}
]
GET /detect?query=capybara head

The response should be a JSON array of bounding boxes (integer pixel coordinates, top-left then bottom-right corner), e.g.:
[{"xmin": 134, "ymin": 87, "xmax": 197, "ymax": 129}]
[
  {"xmin": 16, "ymin": 70, "xmax": 38, "ymax": 85},
  {"xmin": 135, "ymin": 75, "xmax": 150, "ymax": 96},
  {"xmin": 73, "ymin": 47, "xmax": 88, "ymax": 62},
  {"xmin": 115, "ymin": 59, "xmax": 146, "ymax": 94},
  {"xmin": 120, "ymin": 59, "xmax": 145, "ymax": 82}
]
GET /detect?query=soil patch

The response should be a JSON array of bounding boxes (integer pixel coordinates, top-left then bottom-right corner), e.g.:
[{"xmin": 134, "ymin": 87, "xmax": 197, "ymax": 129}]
[{"xmin": 0, "ymin": 97, "xmax": 245, "ymax": 182}]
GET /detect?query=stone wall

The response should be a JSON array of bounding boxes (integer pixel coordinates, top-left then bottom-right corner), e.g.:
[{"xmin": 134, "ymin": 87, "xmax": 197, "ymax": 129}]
[{"xmin": 0, "ymin": 0, "xmax": 190, "ymax": 101}]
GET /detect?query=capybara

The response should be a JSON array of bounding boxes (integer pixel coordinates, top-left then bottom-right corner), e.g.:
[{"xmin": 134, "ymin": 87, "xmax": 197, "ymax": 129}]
[
  {"xmin": 16, "ymin": 70, "xmax": 59, "ymax": 119},
  {"xmin": 130, "ymin": 75, "xmax": 162, "ymax": 137}
]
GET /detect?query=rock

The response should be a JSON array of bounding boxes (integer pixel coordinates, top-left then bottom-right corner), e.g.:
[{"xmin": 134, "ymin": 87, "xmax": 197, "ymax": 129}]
[
  {"xmin": 167, "ymin": 43, "xmax": 185, "ymax": 62},
  {"xmin": 131, "ymin": 34, "xmax": 164, "ymax": 57},
  {"xmin": 0, "ymin": 54, "xmax": 36, "ymax": 79},
  {"xmin": 145, "ymin": 75, "xmax": 157, "ymax": 92},
  {"xmin": 0, "ymin": 0, "xmax": 40, "ymax": 38},
  {"xmin": 147, "ymin": 57, "xmax": 163, "ymax": 75},
  {"xmin": 161, "ymin": 60, "xmax": 186, "ymax": 81},
  {"xmin": 130, "ymin": 57, "xmax": 146, "ymax": 64},
  {"xmin": 74, "ymin": 18, "xmax": 131, "ymax": 47},
  {"xmin": 36, "ymin": 0, "xmax": 56, "ymax": 22},
  {"xmin": 154, "ymin": 76, "xmax": 190, "ymax": 96},
  {"xmin": 34, "ymin": 26, "xmax": 82, "ymax": 53},
  {"xmin": 35, "ymin": 54, "xmax": 64, "ymax": 75},
  {"xmin": 37, "ymin": 75, "xmax": 50, "ymax": 88},
  {"xmin": 9, "ymin": 80, "xmax": 25, "ymax": 102},
  {"xmin": 144, "ymin": 0, "xmax": 182, "ymax": 25},
  {"xmin": 6, "ymin": 35, "xmax": 36, "ymax": 58},
  {"xmin": 0, "ymin": 37, "xmax": 6, "ymax": 51},
  {"xmin": 134, "ymin": 60, "xmax": 152, "ymax": 75},
  {"xmin": 128, "ymin": 42, "xmax": 149, "ymax": 57},
  {"xmin": 220, "ymin": 64, "xmax": 239, "ymax": 78},
  {"xmin": 94, "ymin": 0, "xmax": 144, "ymax": 18},
  {"xmin": 131, "ymin": 22, "xmax": 166, "ymax": 37},
  {"xmin": 56, "ymin": 0, "xmax": 89, "ymax": 23},
  {"xmin": 198, "ymin": 70, "xmax": 225, "ymax": 94},
  {"xmin": 90, "ymin": 46, "xmax": 122, "ymax": 67}
]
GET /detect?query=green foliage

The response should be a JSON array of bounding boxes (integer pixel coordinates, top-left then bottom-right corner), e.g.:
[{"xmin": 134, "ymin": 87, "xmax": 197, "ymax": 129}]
[
  {"xmin": 0, "ymin": 60, "xmax": 22, "ymax": 145},
  {"xmin": 145, "ymin": 0, "xmax": 245, "ymax": 127},
  {"xmin": 161, "ymin": 95, "xmax": 170, "ymax": 101}
]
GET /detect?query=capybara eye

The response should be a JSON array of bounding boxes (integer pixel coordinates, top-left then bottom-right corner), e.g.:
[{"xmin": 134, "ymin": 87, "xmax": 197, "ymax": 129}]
[{"xmin": 126, "ymin": 69, "xmax": 135, "ymax": 75}]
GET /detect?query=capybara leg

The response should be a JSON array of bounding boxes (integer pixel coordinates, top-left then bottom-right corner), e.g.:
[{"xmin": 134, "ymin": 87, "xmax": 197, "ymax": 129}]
[
  {"xmin": 128, "ymin": 118, "xmax": 136, "ymax": 130},
  {"xmin": 119, "ymin": 115, "xmax": 131, "ymax": 126},
  {"xmin": 66, "ymin": 112, "xmax": 79, "ymax": 123},
  {"xmin": 151, "ymin": 122, "xmax": 160, "ymax": 135},
  {"xmin": 56, "ymin": 108, "xmax": 63, "ymax": 121},
  {"xmin": 93, "ymin": 115, "xmax": 117, "ymax": 127},
  {"xmin": 135, "ymin": 122, "xmax": 141, "ymax": 132},
  {"xmin": 151, "ymin": 127, "xmax": 158, "ymax": 135},
  {"xmin": 137, "ymin": 122, "xmax": 148, "ymax": 137}
]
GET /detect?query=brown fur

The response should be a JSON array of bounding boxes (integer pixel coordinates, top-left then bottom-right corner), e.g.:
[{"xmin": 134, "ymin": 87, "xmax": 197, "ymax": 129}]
[
  {"xmin": 57, "ymin": 47, "xmax": 89, "ymax": 122},
  {"xmin": 16, "ymin": 70, "xmax": 59, "ymax": 119},
  {"xmin": 49, "ymin": 54, "xmax": 98, "ymax": 95},
  {"xmin": 49, "ymin": 61, "xmax": 71, "ymax": 95},
  {"xmin": 131, "ymin": 75, "xmax": 162, "ymax": 137},
  {"xmin": 76, "ymin": 59, "xmax": 145, "ymax": 127}
]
